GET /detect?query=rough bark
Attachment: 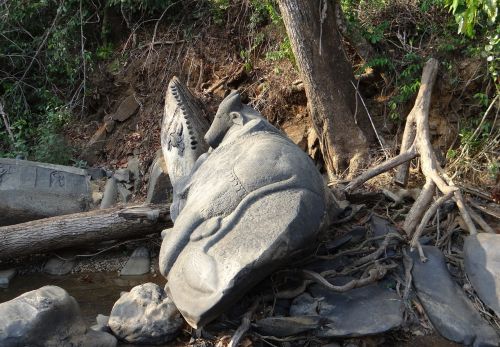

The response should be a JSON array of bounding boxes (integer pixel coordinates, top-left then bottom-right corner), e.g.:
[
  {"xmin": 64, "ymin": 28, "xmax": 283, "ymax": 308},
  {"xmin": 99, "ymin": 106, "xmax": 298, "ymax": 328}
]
[
  {"xmin": 345, "ymin": 58, "xmax": 485, "ymax": 240},
  {"xmin": 0, "ymin": 204, "xmax": 172, "ymax": 260},
  {"xmin": 278, "ymin": 0, "xmax": 372, "ymax": 177}
]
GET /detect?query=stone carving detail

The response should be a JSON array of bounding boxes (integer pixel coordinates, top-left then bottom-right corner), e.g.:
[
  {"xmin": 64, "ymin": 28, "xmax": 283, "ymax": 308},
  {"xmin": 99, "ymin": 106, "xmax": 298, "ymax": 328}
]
[
  {"xmin": 160, "ymin": 88, "xmax": 331, "ymax": 328},
  {"xmin": 50, "ymin": 171, "xmax": 66, "ymax": 188}
]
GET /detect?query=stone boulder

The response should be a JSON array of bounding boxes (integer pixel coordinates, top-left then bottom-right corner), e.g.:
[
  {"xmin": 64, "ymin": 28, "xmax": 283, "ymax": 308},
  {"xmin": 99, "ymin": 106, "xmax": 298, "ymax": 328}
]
[
  {"xmin": 108, "ymin": 283, "xmax": 183, "ymax": 344},
  {"xmin": 160, "ymin": 87, "xmax": 332, "ymax": 328},
  {"xmin": 0, "ymin": 285, "xmax": 116, "ymax": 347},
  {"xmin": 464, "ymin": 234, "xmax": 500, "ymax": 317},
  {"xmin": 411, "ymin": 246, "xmax": 499, "ymax": 346},
  {"xmin": 0, "ymin": 158, "xmax": 92, "ymax": 225}
]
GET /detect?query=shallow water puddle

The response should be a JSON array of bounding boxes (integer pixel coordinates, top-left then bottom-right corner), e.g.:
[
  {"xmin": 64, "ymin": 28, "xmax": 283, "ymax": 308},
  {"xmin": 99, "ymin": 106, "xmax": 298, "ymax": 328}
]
[{"xmin": 0, "ymin": 272, "xmax": 164, "ymax": 325}]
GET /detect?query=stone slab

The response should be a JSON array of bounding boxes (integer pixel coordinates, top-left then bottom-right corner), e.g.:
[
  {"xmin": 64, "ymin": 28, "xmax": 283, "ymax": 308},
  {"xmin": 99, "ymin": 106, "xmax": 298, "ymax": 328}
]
[
  {"xmin": 411, "ymin": 246, "xmax": 499, "ymax": 346},
  {"xmin": 0, "ymin": 158, "xmax": 91, "ymax": 225},
  {"xmin": 120, "ymin": 247, "xmax": 150, "ymax": 276},
  {"xmin": 0, "ymin": 269, "xmax": 16, "ymax": 289},
  {"xmin": 113, "ymin": 95, "xmax": 139, "ymax": 122},
  {"xmin": 44, "ymin": 257, "xmax": 75, "ymax": 276},
  {"xmin": 293, "ymin": 279, "xmax": 404, "ymax": 337},
  {"xmin": 464, "ymin": 234, "xmax": 500, "ymax": 317},
  {"xmin": 146, "ymin": 155, "xmax": 171, "ymax": 204}
]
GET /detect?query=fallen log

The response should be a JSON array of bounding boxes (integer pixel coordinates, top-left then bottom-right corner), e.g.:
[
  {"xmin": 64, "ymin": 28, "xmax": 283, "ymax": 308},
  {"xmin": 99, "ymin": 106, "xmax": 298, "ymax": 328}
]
[{"xmin": 0, "ymin": 204, "xmax": 172, "ymax": 260}]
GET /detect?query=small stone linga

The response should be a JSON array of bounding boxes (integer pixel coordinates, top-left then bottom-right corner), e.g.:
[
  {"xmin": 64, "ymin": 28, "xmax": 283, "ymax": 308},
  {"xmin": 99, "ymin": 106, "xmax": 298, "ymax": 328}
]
[{"xmin": 159, "ymin": 79, "xmax": 331, "ymax": 328}]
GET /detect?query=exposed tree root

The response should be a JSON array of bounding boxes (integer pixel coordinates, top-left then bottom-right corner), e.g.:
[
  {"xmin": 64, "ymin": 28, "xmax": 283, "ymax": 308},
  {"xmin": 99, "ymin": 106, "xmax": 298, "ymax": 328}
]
[{"xmin": 345, "ymin": 58, "xmax": 493, "ymax": 259}]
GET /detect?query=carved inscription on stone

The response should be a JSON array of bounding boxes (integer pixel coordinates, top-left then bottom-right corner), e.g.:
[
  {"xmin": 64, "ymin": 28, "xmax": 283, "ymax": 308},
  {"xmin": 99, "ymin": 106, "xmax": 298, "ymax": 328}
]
[{"xmin": 49, "ymin": 171, "xmax": 65, "ymax": 188}]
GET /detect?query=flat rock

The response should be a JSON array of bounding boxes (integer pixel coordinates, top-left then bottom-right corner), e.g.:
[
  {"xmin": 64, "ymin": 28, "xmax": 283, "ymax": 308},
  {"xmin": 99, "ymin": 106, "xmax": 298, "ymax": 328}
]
[
  {"xmin": 146, "ymin": 155, "xmax": 171, "ymax": 204},
  {"xmin": 44, "ymin": 257, "xmax": 75, "ymax": 275},
  {"xmin": 120, "ymin": 247, "xmax": 150, "ymax": 276},
  {"xmin": 108, "ymin": 283, "xmax": 183, "ymax": 344},
  {"xmin": 113, "ymin": 95, "xmax": 139, "ymax": 122},
  {"xmin": 254, "ymin": 315, "xmax": 326, "ymax": 337},
  {"xmin": 100, "ymin": 177, "xmax": 118, "ymax": 209},
  {"xmin": 0, "ymin": 285, "xmax": 116, "ymax": 347},
  {"xmin": 87, "ymin": 167, "xmax": 107, "ymax": 180},
  {"xmin": 127, "ymin": 157, "xmax": 141, "ymax": 191},
  {"xmin": 292, "ymin": 279, "xmax": 404, "ymax": 337},
  {"xmin": 91, "ymin": 314, "xmax": 110, "ymax": 332},
  {"xmin": 410, "ymin": 246, "xmax": 499, "ymax": 346},
  {"xmin": 464, "ymin": 234, "xmax": 500, "ymax": 317},
  {"xmin": 0, "ymin": 268, "xmax": 16, "ymax": 289},
  {"xmin": 0, "ymin": 158, "xmax": 92, "ymax": 225},
  {"xmin": 113, "ymin": 168, "xmax": 131, "ymax": 183},
  {"xmin": 117, "ymin": 183, "xmax": 132, "ymax": 203}
]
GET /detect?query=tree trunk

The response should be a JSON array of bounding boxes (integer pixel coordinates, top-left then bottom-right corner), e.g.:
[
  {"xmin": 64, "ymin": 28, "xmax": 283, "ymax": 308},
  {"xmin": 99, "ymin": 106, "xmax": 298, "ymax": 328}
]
[
  {"xmin": 278, "ymin": 0, "xmax": 372, "ymax": 177},
  {"xmin": 0, "ymin": 204, "xmax": 172, "ymax": 260}
]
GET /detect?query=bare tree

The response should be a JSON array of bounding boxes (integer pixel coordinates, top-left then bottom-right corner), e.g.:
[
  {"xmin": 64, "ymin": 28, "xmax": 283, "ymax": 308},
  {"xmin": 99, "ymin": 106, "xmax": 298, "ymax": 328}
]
[{"xmin": 278, "ymin": 0, "xmax": 375, "ymax": 177}]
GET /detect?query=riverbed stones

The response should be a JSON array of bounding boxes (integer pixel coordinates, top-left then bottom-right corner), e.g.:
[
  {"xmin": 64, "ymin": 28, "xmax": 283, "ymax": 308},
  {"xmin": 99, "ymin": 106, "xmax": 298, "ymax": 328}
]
[
  {"xmin": 0, "ymin": 285, "xmax": 116, "ymax": 347},
  {"xmin": 120, "ymin": 246, "xmax": 150, "ymax": 276},
  {"xmin": 410, "ymin": 246, "xmax": 499, "ymax": 346},
  {"xmin": 464, "ymin": 234, "xmax": 500, "ymax": 317},
  {"xmin": 0, "ymin": 268, "xmax": 16, "ymax": 289},
  {"xmin": 288, "ymin": 279, "xmax": 404, "ymax": 337},
  {"xmin": 146, "ymin": 154, "xmax": 171, "ymax": 204},
  {"xmin": 44, "ymin": 257, "xmax": 75, "ymax": 275},
  {"xmin": 0, "ymin": 158, "xmax": 92, "ymax": 225},
  {"xmin": 100, "ymin": 177, "xmax": 118, "ymax": 209},
  {"xmin": 108, "ymin": 283, "xmax": 183, "ymax": 344},
  {"xmin": 112, "ymin": 95, "xmax": 140, "ymax": 122},
  {"xmin": 160, "ymin": 89, "xmax": 330, "ymax": 328}
]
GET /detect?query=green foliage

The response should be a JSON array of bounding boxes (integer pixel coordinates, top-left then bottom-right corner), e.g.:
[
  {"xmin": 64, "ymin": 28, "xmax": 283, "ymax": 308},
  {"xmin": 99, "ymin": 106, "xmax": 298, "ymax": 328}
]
[
  {"xmin": 106, "ymin": 0, "xmax": 176, "ymax": 13},
  {"xmin": 265, "ymin": 37, "xmax": 294, "ymax": 64},
  {"xmin": 444, "ymin": 0, "xmax": 497, "ymax": 37}
]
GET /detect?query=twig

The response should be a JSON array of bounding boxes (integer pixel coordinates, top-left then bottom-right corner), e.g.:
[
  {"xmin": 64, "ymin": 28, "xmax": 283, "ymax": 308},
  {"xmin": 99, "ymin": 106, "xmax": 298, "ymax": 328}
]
[
  {"xmin": 350, "ymin": 80, "xmax": 389, "ymax": 160},
  {"xmin": 228, "ymin": 298, "xmax": 260, "ymax": 347},
  {"xmin": 301, "ymin": 264, "xmax": 388, "ymax": 292},
  {"xmin": 0, "ymin": 101, "xmax": 15, "ymax": 146},
  {"xmin": 410, "ymin": 190, "xmax": 455, "ymax": 249},
  {"xmin": 79, "ymin": 0, "xmax": 86, "ymax": 114},
  {"xmin": 18, "ymin": 1, "xmax": 63, "ymax": 85},
  {"xmin": 353, "ymin": 232, "xmax": 404, "ymax": 266},
  {"xmin": 467, "ymin": 206, "xmax": 495, "ymax": 234},
  {"xmin": 345, "ymin": 145, "xmax": 418, "ymax": 192}
]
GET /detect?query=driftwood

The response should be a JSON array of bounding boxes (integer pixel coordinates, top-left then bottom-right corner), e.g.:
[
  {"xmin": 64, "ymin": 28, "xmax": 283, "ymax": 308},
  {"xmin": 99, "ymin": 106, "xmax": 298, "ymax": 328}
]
[
  {"xmin": 0, "ymin": 204, "xmax": 172, "ymax": 260},
  {"xmin": 345, "ymin": 58, "xmax": 493, "ymax": 260}
]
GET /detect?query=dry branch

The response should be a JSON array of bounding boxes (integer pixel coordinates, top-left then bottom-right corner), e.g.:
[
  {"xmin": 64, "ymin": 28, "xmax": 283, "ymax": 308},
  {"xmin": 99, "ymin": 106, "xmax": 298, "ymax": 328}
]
[
  {"xmin": 0, "ymin": 204, "xmax": 172, "ymax": 260},
  {"xmin": 345, "ymin": 58, "xmax": 488, "ymax": 245}
]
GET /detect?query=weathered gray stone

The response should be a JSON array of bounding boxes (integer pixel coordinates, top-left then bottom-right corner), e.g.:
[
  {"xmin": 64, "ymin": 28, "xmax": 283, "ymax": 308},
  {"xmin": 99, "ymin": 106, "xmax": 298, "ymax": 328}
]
[
  {"xmin": 127, "ymin": 156, "xmax": 141, "ymax": 191},
  {"xmin": 464, "ymin": 234, "xmax": 500, "ymax": 317},
  {"xmin": 44, "ymin": 257, "xmax": 75, "ymax": 275},
  {"xmin": 291, "ymin": 279, "xmax": 404, "ymax": 337},
  {"xmin": 117, "ymin": 183, "xmax": 132, "ymax": 203},
  {"xmin": 120, "ymin": 246, "xmax": 150, "ymax": 276},
  {"xmin": 410, "ymin": 246, "xmax": 499, "ymax": 346},
  {"xmin": 160, "ymin": 88, "xmax": 330, "ymax": 328},
  {"xmin": 87, "ymin": 167, "xmax": 107, "ymax": 180},
  {"xmin": 0, "ymin": 268, "xmax": 16, "ymax": 289},
  {"xmin": 0, "ymin": 158, "xmax": 92, "ymax": 225},
  {"xmin": 100, "ymin": 177, "xmax": 118, "ymax": 209},
  {"xmin": 254, "ymin": 316, "xmax": 326, "ymax": 337},
  {"xmin": 146, "ymin": 155, "xmax": 171, "ymax": 204},
  {"xmin": 91, "ymin": 314, "xmax": 110, "ymax": 332},
  {"xmin": 113, "ymin": 168, "xmax": 131, "ymax": 183},
  {"xmin": 108, "ymin": 283, "xmax": 183, "ymax": 344},
  {"xmin": 0, "ymin": 285, "xmax": 116, "ymax": 347},
  {"xmin": 112, "ymin": 95, "xmax": 139, "ymax": 122}
]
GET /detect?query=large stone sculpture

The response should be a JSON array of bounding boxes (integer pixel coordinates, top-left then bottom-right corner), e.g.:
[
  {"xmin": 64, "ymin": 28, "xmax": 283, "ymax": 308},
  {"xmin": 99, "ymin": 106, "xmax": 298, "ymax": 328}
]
[{"xmin": 159, "ymin": 81, "xmax": 333, "ymax": 328}]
